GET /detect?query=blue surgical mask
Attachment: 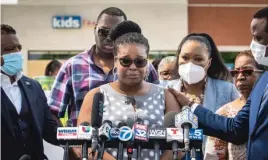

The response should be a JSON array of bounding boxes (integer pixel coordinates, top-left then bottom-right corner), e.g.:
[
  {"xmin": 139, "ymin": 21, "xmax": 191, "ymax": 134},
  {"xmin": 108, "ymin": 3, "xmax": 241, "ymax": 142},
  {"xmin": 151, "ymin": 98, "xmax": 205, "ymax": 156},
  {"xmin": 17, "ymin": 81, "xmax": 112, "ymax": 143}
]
[{"xmin": 1, "ymin": 52, "xmax": 23, "ymax": 76}]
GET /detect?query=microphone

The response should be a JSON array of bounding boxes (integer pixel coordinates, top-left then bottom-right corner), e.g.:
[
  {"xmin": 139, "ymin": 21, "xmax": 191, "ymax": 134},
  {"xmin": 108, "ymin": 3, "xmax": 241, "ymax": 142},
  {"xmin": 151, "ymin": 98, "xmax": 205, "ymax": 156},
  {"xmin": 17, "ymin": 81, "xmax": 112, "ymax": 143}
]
[
  {"xmin": 78, "ymin": 121, "xmax": 92, "ymax": 160},
  {"xmin": 175, "ymin": 106, "xmax": 198, "ymax": 152},
  {"xmin": 19, "ymin": 155, "xmax": 31, "ymax": 160},
  {"xmin": 189, "ymin": 128, "xmax": 203, "ymax": 160},
  {"xmin": 117, "ymin": 121, "xmax": 132, "ymax": 160},
  {"xmin": 164, "ymin": 111, "xmax": 180, "ymax": 160},
  {"xmin": 91, "ymin": 92, "xmax": 104, "ymax": 158},
  {"xmin": 133, "ymin": 118, "xmax": 148, "ymax": 160},
  {"xmin": 63, "ymin": 119, "xmax": 73, "ymax": 160},
  {"xmin": 148, "ymin": 128, "xmax": 166, "ymax": 160},
  {"xmin": 97, "ymin": 120, "xmax": 112, "ymax": 160}
]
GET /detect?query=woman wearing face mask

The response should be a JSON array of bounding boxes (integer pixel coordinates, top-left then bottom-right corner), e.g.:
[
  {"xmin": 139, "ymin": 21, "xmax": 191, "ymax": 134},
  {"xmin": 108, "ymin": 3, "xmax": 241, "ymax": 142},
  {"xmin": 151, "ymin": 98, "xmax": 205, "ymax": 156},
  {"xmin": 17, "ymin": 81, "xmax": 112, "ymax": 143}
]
[
  {"xmin": 204, "ymin": 50, "xmax": 263, "ymax": 160},
  {"xmin": 169, "ymin": 33, "xmax": 239, "ymax": 159},
  {"xmin": 77, "ymin": 21, "xmax": 180, "ymax": 160},
  {"xmin": 170, "ymin": 33, "xmax": 239, "ymax": 113}
]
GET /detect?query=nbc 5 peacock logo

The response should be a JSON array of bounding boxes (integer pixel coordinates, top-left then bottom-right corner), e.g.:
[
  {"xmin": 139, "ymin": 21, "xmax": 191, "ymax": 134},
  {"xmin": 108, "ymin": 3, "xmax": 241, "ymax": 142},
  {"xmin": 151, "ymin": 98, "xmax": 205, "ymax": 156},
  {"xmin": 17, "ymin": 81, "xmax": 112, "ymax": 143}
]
[{"xmin": 118, "ymin": 126, "xmax": 133, "ymax": 141}]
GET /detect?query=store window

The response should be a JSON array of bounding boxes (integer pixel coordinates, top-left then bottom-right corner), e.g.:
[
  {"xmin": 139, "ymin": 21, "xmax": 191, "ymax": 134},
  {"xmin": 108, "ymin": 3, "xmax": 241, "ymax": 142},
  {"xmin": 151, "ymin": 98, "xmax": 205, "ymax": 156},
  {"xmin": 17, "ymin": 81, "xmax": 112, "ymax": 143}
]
[{"xmin": 27, "ymin": 50, "xmax": 82, "ymax": 78}]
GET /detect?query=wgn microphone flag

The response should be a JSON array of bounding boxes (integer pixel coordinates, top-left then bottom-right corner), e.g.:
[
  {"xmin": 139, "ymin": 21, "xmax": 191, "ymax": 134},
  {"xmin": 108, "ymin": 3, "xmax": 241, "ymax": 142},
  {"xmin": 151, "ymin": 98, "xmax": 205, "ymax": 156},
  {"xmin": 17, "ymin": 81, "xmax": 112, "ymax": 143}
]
[{"xmin": 91, "ymin": 92, "xmax": 104, "ymax": 158}]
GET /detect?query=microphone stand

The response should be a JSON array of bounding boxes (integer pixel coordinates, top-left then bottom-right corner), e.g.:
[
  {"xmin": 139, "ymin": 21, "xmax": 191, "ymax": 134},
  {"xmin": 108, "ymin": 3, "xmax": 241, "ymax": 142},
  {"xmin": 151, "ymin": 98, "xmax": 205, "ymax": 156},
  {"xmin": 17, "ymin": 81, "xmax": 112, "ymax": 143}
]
[
  {"xmin": 190, "ymin": 147, "xmax": 196, "ymax": 160},
  {"xmin": 154, "ymin": 142, "xmax": 160, "ymax": 160},
  {"xmin": 97, "ymin": 141, "xmax": 105, "ymax": 160},
  {"xmin": 137, "ymin": 145, "xmax": 142, "ymax": 160},
  {"xmin": 117, "ymin": 141, "xmax": 124, "ymax": 160},
  {"xmin": 63, "ymin": 141, "xmax": 69, "ymax": 160}
]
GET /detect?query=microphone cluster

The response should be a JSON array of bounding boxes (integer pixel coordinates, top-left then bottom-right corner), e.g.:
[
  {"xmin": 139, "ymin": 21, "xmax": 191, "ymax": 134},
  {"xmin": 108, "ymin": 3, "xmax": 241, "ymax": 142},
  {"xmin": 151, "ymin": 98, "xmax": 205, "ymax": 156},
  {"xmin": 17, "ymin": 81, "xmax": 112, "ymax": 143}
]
[{"xmin": 57, "ymin": 92, "xmax": 203, "ymax": 160}]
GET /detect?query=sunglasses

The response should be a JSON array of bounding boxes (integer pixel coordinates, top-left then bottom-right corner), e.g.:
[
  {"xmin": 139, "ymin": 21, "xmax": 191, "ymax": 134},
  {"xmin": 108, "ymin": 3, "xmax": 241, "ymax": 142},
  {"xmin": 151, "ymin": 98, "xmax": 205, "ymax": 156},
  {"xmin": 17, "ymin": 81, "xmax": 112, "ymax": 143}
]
[
  {"xmin": 97, "ymin": 27, "xmax": 110, "ymax": 37},
  {"xmin": 117, "ymin": 57, "xmax": 148, "ymax": 68},
  {"xmin": 230, "ymin": 69, "xmax": 263, "ymax": 77}
]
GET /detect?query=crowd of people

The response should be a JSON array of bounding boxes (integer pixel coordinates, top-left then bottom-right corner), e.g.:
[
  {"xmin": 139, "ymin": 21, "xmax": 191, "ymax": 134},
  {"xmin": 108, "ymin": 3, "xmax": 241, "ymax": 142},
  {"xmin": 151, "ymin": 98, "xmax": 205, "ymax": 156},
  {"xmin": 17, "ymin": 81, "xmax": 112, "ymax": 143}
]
[{"xmin": 1, "ymin": 5, "xmax": 268, "ymax": 160}]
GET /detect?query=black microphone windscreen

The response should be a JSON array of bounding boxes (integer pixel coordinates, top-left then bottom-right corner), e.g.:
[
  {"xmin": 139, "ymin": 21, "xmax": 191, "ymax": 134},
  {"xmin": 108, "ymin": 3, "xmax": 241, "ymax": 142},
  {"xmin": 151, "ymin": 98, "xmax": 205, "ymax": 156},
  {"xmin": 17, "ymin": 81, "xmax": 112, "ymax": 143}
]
[
  {"xmin": 136, "ymin": 117, "xmax": 144, "ymax": 124},
  {"xmin": 80, "ymin": 121, "xmax": 90, "ymax": 126},
  {"xmin": 164, "ymin": 111, "xmax": 178, "ymax": 127},
  {"xmin": 126, "ymin": 118, "xmax": 135, "ymax": 128},
  {"xmin": 116, "ymin": 121, "xmax": 127, "ymax": 128},
  {"xmin": 91, "ymin": 92, "xmax": 104, "ymax": 128},
  {"xmin": 66, "ymin": 119, "xmax": 73, "ymax": 127},
  {"xmin": 103, "ymin": 120, "xmax": 112, "ymax": 126},
  {"xmin": 18, "ymin": 155, "xmax": 31, "ymax": 160}
]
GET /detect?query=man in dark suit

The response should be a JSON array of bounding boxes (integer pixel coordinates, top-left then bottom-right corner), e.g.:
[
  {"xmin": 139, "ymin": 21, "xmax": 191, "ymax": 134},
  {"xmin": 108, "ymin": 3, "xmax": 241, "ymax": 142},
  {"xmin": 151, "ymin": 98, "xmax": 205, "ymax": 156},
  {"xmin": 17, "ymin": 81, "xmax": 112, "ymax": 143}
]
[
  {"xmin": 1, "ymin": 24, "xmax": 59, "ymax": 160},
  {"xmin": 169, "ymin": 7, "xmax": 268, "ymax": 160}
]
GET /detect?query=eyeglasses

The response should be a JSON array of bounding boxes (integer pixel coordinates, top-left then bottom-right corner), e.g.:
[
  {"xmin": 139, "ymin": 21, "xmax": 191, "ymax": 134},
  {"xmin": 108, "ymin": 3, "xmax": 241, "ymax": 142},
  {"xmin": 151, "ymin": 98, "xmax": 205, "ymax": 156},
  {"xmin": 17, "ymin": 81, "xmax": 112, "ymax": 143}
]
[
  {"xmin": 97, "ymin": 27, "xmax": 110, "ymax": 37},
  {"xmin": 160, "ymin": 71, "xmax": 173, "ymax": 76},
  {"xmin": 116, "ymin": 57, "xmax": 148, "ymax": 68},
  {"xmin": 230, "ymin": 69, "xmax": 263, "ymax": 77}
]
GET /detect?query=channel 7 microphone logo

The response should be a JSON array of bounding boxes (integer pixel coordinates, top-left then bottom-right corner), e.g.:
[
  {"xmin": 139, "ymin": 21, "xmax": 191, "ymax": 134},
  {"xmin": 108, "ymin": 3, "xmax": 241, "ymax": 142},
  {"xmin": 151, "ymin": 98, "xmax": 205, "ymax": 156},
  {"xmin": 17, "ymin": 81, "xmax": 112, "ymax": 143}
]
[
  {"xmin": 134, "ymin": 124, "xmax": 148, "ymax": 141},
  {"xmin": 118, "ymin": 126, "xmax": 133, "ymax": 141}
]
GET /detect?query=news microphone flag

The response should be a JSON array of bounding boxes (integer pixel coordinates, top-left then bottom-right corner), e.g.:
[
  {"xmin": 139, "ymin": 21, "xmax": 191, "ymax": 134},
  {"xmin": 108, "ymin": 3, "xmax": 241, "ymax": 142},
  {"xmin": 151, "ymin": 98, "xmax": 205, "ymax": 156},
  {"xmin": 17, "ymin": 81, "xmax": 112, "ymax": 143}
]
[
  {"xmin": 166, "ymin": 128, "xmax": 183, "ymax": 142},
  {"xmin": 78, "ymin": 125, "xmax": 92, "ymax": 140},
  {"xmin": 148, "ymin": 128, "xmax": 166, "ymax": 139},
  {"xmin": 133, "ymin": 123, "xmax": 149, "ymax": 142},
  {"xmin": 189, "ymin": 128, "xmax": 203, "ymax": 141},
  {"xmin": 57, "ymin": 127, "xmax": 78, "ymax": 140},
  {"xmin": 175, "ymin": 106, "xmax": 198, "ymax": 129},
  {"xmin": 99, "ymin": 122, "xmax": 112, "ymax": 140}
]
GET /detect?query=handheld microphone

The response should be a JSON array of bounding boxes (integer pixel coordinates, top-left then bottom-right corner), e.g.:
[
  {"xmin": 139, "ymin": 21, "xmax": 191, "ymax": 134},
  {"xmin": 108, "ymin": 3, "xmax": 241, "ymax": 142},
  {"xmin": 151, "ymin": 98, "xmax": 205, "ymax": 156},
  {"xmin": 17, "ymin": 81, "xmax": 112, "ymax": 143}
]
[
  {"xmin": 97, "ymin": 120, "xmax": 112, "ymax": 160},
  {"xmin": 79, "ymin": 121, "xmax": 91, "ymax": 160},
  {"xmin": 63, "ymin": 119, "xmax": 73, "ymax": 160},
  {"xmin": 18, "ymin": 155, "xmax": 31, "ymax": 160},
  {"xmin": 175, "ymin": 106, "xmax": 198, "ymax": 152},
  {"xmin": 91, "ymin": 92, "xmax": 104, "ymax": 158},
  {"xmin": 164, "ymin": 112, "xmax": 180, "ymax": 160}
]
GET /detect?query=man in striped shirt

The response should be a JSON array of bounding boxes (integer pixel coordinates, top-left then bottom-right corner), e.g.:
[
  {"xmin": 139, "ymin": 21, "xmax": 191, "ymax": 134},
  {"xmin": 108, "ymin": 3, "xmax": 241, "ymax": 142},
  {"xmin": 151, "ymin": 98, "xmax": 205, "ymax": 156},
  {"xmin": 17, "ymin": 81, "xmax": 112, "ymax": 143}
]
[{"xmin": 48, "ymin": 7, "xmax": 159, "ymax": 125}]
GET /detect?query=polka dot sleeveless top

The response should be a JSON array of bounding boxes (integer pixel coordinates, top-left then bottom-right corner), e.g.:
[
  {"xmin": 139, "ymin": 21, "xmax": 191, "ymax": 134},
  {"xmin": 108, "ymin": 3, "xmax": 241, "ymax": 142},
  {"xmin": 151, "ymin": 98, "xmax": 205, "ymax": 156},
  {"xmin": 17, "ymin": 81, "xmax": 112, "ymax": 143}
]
[{"xmin": 100, "ymin": 83, "xmax": 165, "ymax": 160}]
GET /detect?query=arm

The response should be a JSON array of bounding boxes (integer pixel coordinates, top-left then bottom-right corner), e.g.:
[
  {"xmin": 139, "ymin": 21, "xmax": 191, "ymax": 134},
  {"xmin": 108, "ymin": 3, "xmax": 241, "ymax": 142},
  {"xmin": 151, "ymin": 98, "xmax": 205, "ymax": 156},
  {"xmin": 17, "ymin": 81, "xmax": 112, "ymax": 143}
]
[
  {"xmin": 34, "ymin": 80, "xmax": 59, "ymax": 145},
  {"xmin": 48, "ymin": 62, "xmax": 73, "ymax": 119},
  {"xmin": 194, "ymin": 100, "xmax": 250, "ymax": 145},
  {"xmin": 76, "ymin": 88, "xmax": 115, "ymax": 160},
  {"xmin": 164, "ymin": 89, "xmax": 181, "ymax": 113}
]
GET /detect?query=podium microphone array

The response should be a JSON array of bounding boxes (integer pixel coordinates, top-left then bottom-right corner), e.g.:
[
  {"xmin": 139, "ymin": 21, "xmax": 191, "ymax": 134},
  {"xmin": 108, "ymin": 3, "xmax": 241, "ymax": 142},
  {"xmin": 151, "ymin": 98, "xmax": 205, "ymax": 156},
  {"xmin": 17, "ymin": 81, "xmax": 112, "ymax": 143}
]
[{"xmin": 56, "ymin": 93, "xmax": 202, "ymax": 160}]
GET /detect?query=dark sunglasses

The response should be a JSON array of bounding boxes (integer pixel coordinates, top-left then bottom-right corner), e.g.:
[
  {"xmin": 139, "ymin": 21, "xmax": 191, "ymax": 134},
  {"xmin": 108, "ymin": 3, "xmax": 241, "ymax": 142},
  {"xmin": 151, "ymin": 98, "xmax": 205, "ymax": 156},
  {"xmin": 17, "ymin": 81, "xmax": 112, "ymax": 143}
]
[
  {"xmin": 97, "ymin": 27, "xmax": 110, "ymax": 37},
  {"xmin": 117, "ymin": 57, "xmax": 148, "ymax": 68},
  {"xmin": 230, "ymin": 69, "xmax": 263, "ymax": 77}
]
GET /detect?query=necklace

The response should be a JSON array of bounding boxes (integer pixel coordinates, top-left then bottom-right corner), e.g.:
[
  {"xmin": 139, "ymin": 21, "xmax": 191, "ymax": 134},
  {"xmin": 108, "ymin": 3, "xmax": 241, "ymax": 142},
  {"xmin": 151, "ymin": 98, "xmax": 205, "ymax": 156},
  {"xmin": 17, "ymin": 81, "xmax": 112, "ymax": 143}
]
[{"xmin": 180, "ymin": 78, "xmax": 207, "ymax": 104}]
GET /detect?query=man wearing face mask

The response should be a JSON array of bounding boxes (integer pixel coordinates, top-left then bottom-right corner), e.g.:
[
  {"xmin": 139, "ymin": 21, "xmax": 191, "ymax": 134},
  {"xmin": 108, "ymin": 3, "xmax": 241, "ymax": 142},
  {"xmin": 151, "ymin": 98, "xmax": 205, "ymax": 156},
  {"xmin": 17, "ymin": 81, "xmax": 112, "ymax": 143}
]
[
  {"xmin": 1, "ymin": 24, "xmax": 59, "ymax": 160},
  {"xmin": 169, "ymin": 7, "xmax": 268, "ymax": 160}
]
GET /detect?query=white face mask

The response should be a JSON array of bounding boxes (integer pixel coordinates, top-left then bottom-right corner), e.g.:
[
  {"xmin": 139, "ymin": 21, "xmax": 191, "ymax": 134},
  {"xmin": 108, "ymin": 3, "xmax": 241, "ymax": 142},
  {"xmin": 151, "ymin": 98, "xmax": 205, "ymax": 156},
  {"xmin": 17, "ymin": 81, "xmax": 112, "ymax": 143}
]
[
  {"xmin": 179, "ymin": 62, "xmax": 206, "ymax": 84},
  {"xmin": 250, "ymin": 40, "xmax": 268, "ymax": 66}
]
